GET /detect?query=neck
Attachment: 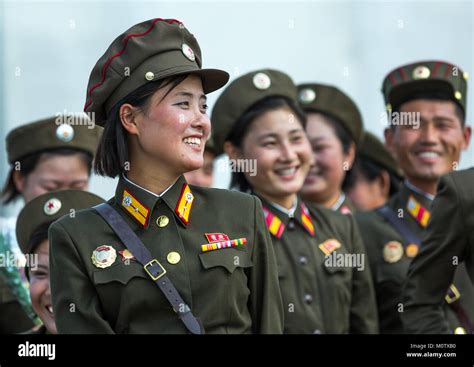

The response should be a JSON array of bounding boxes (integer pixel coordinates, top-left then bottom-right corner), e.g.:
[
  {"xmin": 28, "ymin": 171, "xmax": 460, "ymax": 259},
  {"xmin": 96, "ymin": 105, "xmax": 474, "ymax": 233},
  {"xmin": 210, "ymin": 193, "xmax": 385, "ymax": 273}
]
[
  {"xmin": 259, "ymin": 192, "xmax": 296, "ymax": 210},
  {"xmin": 405, "ymin": 177, "xmax": 438, "ymax": 196},
  {"xmin": 303, "ymin": 189, "xmax": 342, "ymax": 209}
]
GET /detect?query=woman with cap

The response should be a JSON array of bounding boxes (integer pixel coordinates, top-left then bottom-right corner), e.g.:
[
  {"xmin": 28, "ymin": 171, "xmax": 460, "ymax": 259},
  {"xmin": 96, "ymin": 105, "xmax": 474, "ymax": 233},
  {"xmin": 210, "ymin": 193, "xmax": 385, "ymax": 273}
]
[
  {"xmin": 16, "ymin": 190, "xmax": 105, "ymax": 334},
  {"xmin": 297, "ymin": 84, "xmax": 364, "ymax": 214},
  {"xmin": 212, "ymin": 69, "xmax": 378, "ymax": 334},
  {"xmin": 0, "ymin": 115, "xmax": 102, "ymax": 334},
  {"xmin": 345, "ymin": 132, "xmax": 403, "ymax": 211},
  {"xmin": 49, "ymin": 18, "xmax": 283, "ymax": 334}
]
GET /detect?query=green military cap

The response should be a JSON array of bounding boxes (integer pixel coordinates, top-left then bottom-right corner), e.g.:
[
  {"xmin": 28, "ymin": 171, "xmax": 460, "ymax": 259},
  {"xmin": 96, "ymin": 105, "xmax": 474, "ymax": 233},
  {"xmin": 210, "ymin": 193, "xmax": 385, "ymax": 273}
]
[
  {"xmin": 358, "ymin": 131, "xmax": 403, "ymax": 178},
  {"xmin": 84, "ymin": 18, "xmax": 229, "ymax": 125},
  {"xmin": 382, "ymin": 60, "xmax": 468, "ymax": 113},
  {"xmin": 297, "ymin": 83, "xmax": 364, "ymax": 146},
  {"xmin": 16, "ymin": 189, "xmax": 105, "ymax": 254},
  {"xmin": 212, "ymin": 69, "xmax": 298, "ymax": 155},
  {"xmin": 6, "ymin": 115, "xmax": 102, "ymax": 164}
]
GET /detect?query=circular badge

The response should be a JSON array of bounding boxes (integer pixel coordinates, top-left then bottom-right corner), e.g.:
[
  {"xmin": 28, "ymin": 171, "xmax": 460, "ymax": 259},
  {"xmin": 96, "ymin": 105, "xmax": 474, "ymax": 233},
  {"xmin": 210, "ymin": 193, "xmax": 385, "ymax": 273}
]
[
  {"xmin": 412, "ymin": 65, "xmax": 431, "ymax": 80},
  {"xmin": 405, "ymin": 243, "xmax": 419, "ymax": 258},
  {"xmin": 122, "ymin": 195, "xmax": 132, "ymax": 207},
  {"xmin": 185, "ymin": 192, "xmax": 194, "ymax": 202},
  {"xmin": 252, "ymin": 72, "xmax": 271, "ymax": 90},
  {"xmin": 182, "ymin": 43, "xmax": 195, "ymax": 62},
  {"xmin": 156, "ymin": 215, "xmax": 169, "ymax": 228},
  {"xmin": 299, "ymin": 88, "xmax": 316, "ymax": 104},
  {"xmin": 145, "ymin": 71, "xmax": 155, "ymax": 81},
  {"xmin": 56, "ymin": 124, "xmax": 74, "ymax": 142},
  {"xmin": 383, "ymin": 241, "xmax": 404, "ymax": 263},
  {"xmin": 43, "ymin": 198, "xmax": 62, "ymax": 216},
  {"xmin": 91, "ymin": 245, "xmax": 117, "ymax": 269}
]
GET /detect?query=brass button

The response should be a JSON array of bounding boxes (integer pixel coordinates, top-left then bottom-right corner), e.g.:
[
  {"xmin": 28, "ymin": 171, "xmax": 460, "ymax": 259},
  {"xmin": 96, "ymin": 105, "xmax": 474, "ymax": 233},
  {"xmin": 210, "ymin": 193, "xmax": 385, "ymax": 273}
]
[
  {"xmin": 145, "ymin": 71, "xmax": 155, "ymax": 81},
  {"xmin": 167, "ymin": 252, "xmax": 181, "ymax": 265},
  {"xmin": 454, "ymin": 327, "xmax": 466, "ymax": 334},
  {"xmin": 156, "ymin": 215, "xmax": 169, "ymax": 228}
]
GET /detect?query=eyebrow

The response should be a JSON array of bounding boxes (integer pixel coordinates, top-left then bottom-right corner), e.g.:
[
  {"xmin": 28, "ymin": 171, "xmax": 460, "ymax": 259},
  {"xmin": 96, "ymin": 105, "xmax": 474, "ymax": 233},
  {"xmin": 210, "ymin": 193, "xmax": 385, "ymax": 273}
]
[
  {"xmin": 258, "ymin": 129, "xmax": 304, "ymax": 140},
  {"xmin": 40, "ymin": 179, "xmax": 88, "ymax": 185},
  {"xmin": 174, "ymin": 91, "xmax": 207, "ymax": 101}
]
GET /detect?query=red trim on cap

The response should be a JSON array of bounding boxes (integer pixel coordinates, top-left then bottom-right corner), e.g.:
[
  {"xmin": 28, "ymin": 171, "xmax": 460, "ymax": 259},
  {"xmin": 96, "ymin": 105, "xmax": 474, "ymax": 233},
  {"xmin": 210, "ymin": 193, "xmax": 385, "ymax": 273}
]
[
  {"xmin": 432, "ymin": 62, "xmax": 440, "ymax": 78},
  {"xmin": 443, "ymin": 63, "xmax": 454, "ymax": 79},
  {"xmin": 84, "ymin": 18, "xmax": 182, "ymax": 111},
  {"xmin": 399, "ymin": 67, "xmax": 408, "ymax": 81},
  {"xmin": 388, "ymin": 72, "xmax": 397, "ymax": 86}
]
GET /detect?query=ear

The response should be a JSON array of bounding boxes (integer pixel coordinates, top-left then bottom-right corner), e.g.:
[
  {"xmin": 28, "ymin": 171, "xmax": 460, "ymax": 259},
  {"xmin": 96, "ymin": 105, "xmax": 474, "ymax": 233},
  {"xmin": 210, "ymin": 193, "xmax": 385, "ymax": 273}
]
[
  {"xmin": 12, "ymin": 170, "xmax": 25, "ymax": 194},
  {"xmin": 461, "ymin": 124, "xmax": 472, "ymax": 150},
  {"xmin": 223, "ymin": 141, "xmax": 243, "ymax": 161},
  {"xmin": 119, "ymin": 103, "xmax": 141, "ymax": 136},
  {"xmin": 344, "ymin": 142, "xmax": 356, "ymax": 169}
]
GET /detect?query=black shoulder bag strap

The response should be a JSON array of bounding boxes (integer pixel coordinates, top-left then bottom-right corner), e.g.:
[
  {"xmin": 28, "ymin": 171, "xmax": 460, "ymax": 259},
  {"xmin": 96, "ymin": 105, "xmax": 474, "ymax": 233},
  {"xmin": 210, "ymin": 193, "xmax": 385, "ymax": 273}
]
[
  {"xmin": 376, "ymin": 205, "xmax": 473, "ymax": 334},
  {"xmin": 93, "ymin": 203, "xmax": 204, "ymax": 334}
]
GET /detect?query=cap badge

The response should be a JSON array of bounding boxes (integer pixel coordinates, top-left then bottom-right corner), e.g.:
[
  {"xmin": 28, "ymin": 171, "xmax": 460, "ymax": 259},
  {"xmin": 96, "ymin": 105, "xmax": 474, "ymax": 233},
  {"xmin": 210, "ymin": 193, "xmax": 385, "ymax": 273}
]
[
  {"xmin": 412, "ymin": 65, "xmax": 431, "ymax": 80},
  {"xmin": 92, "ymin": 245, "xmax": 117, "ymax": 268},
  {"xmin": 145, "ymin": 71, "xmax": 155, "ymax": 81},
  {"xmin": 56, "ymin": 124, "xmax": 74, "ymax": 142},
  {"xmin": 253, "ymin": 72, "xmax": 271, "ymax": 90},
  {"xmin": 182, "ymin": 43, "xmax": 195, "ymax": 62},
  {"xmin": 43, "ymin": 198, "xmax": 62, "ymax": 216},
  {"xmin": 299, "ymin": 88, "xmax": 316, "ymax": 103}
]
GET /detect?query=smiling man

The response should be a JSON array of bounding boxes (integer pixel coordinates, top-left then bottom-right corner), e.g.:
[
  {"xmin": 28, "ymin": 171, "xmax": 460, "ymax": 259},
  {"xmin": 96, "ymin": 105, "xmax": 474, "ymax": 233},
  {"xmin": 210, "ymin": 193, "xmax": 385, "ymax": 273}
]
[{"xmin": 355, "ymin": 60, "xmax": 474, "ymax": 334}]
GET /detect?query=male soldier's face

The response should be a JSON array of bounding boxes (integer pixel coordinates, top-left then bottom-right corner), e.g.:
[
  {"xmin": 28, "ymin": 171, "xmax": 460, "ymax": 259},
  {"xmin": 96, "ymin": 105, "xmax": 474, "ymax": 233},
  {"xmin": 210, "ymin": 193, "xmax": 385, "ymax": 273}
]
[
  {"xmin": 184, "ymin": 150, "xmax": 215, "ymax": 187},
  {"xmin": 29, "ymin": 240, "xmax": 57, "ymax": 334},
  {"xmin": 124, "ymin": 75, "xmax": 210, "ymax": 177},
  {"xmin": 237, "ymin": 107, "xmax": 313, "ymax": 207},
  {"xmin": 14, "ymin": 154, "xmax": 90, "ymax": 203},
  {"xmin": 385, "ymin": 99, "xmax": 471, "ymax": 184}
]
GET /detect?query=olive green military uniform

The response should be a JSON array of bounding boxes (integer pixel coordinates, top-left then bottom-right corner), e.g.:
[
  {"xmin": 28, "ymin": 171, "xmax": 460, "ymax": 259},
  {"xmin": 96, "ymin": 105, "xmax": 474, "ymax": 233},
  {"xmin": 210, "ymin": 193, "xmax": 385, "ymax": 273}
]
[
  {"xmin": 259, "ymin": 195, "xmax": 377, "ymax": 333},
  {"xmin": 50, "ymin": 175, "xmax": 283, "ymax": 333},
  {"xmin": 403, "ymin": 169, "xmax": 474, "ymax": 333},
  {"xmin": 212, "ymin": 69, "xmax": 378, "ymax": 333},
  {"xmin": 1, "ymin": 115, "xmax": 102, "ymax": 334},
  {"xmin": 49, "ymin": 19, "xmax": 283, "ymax": 334},
  {"xmin": 355, "ymin": 60, "xmax": 474, "ymax": 333},
  {"xmin": 297, "ymin": 83, "xmax": 364, "ymax": 215}
]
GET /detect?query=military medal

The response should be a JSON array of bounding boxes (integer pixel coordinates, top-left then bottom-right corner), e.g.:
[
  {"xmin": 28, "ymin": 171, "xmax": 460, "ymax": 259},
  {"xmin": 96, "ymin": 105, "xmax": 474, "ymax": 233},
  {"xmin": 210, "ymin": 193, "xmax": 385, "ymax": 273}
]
[
  {"xmin": 318, "ymin": 239, "xmax": 341, "ymax": 256},
  {"xmin": 383, "ymin": 241, "xmax": 404, "ymax": 263},
  {"xmin": 405, "ymin": 243, "xmax": 419, "ymax": 258},
  {"xmin": 118, "ymin": 249, "xmax": 135, "ymax": 263},
  {"xmin": 92, "ymin": 245, "xmax": 117, "ymax": 268},
  {"xmin": 205, "ymin": 233, "xmax": 230, "ymax": 243},
  {"xmin": 201, "ymin": 238, "xmax": 247, "ymax": 253}
]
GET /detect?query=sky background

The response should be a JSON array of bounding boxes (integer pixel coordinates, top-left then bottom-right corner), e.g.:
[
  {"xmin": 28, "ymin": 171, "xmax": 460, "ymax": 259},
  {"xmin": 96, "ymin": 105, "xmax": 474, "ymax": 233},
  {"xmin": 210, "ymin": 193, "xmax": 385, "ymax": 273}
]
[{"xmin": 1, "ymin": 0, "xmax": 473, "ymax": 216}]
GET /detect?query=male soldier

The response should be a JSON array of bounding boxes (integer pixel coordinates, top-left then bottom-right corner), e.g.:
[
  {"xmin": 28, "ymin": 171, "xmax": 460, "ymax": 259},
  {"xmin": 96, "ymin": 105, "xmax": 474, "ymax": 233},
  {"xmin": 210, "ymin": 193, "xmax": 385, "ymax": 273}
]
[
  {"xmin": 403, "ymin": 168, "xmax": 474, "ymax": 333},
  {"xmin": 346, "ymin": 131, "xmax": 403, "ymax": 210},
  {"xmin": 355, "ymin": 60, "xmax": 473, "ymax": 333}
]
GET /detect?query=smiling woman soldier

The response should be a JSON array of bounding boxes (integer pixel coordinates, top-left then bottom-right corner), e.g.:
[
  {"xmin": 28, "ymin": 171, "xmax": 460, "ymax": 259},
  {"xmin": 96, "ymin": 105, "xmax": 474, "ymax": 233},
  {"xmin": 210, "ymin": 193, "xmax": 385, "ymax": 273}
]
[
  {"xmin": 211, "ymin": 69, "xmax": 378, "ymax": 334},
  {"xmin": 48, "ymin": 18, "xmax": 283, "ymax": 334}
]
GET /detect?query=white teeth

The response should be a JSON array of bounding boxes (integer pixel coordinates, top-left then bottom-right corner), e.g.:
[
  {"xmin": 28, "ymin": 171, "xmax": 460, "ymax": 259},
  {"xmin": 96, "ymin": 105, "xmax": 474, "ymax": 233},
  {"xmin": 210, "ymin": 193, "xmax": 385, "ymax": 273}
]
[
  {"xmin": 418, "ymin": 152, "xmax": 439, "ymax": 158},
  {"xmin": 183, "ymin": 137, "xmax": 201, "ymax": 147},
  {"xmin": 276, "ymin": 167, "xmax": 297, "ymax": 176}
]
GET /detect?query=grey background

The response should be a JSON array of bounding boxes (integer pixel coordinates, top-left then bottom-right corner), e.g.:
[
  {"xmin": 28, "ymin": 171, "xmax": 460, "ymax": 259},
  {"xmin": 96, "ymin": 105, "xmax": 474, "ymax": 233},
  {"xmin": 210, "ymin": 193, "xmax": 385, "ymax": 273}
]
[{"xmin": 1, "ymin": 0, "xmax": 473, "ymax": 216}]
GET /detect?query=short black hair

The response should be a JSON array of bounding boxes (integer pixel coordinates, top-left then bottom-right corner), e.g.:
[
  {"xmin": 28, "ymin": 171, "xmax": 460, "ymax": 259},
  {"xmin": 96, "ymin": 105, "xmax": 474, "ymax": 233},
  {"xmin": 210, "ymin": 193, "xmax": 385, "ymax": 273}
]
[
  {"xmin": 1, "ymin": 149, "xmax": 93, "ymax": 204},
  {"xmin": 227, "ymin": 96, "xmax": 307, "ymax": 192},
  {"xmin": 344, "ymin": 156, "xmax": 401, "ymax": 197},
  {"xmin": 24, "ymin": 222, "xmax": 51, "ymax": 280},
  {"xmin": 94, "ymin": 74, "xmax": 190, "ymax": 178},
  {"xmin": 390, "ymin": 92, "xmax": 465, "ymax": 129}
]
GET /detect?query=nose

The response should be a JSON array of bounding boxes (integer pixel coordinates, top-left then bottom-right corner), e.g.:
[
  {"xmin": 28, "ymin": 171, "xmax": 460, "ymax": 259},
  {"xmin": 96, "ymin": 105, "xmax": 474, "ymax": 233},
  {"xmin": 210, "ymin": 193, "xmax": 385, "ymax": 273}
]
[
  {"xmin": 419, "ymin": 121, "xmax": 439, "ymax": 144},
  {"xmin": 191, "ymin": 108, "xmax": 211, "ymax": 138},
  {"xmin": 279, "ymin": 141, "xmax": 298, "ymax": 162}
]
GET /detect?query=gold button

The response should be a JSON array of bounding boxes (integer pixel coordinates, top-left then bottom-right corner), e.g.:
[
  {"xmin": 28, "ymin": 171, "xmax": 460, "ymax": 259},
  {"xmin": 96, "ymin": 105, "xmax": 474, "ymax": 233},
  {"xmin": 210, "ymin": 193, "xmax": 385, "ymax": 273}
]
[
  {"xmin": 145, "ymin": 71, "xmax": 155, "ymax": 81},
  {"xmin": 167, "ymin": 252, "xmax": 181, "ymax": 265},
  {"xmin": 454, "ymin": 91, "xmax": 462, "ymax": 100},
  {"xmin": 454, "ymin": 327, "xmax": 466, "ymax": 334},
  {"xmin": 156, "ymin": 215, "xmax": 169, "ymax": 228}
]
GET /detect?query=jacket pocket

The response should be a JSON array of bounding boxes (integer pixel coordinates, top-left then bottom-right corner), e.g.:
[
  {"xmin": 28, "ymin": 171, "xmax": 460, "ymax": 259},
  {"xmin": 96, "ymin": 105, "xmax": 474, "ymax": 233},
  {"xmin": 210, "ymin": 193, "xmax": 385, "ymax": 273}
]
[
  {"xmin": 93, "ymin": 263, "xmax": 148, "ymax": 285},
  {"xmin": 199, "ymin": 247, "xmax": 253, "ymax": 273}
]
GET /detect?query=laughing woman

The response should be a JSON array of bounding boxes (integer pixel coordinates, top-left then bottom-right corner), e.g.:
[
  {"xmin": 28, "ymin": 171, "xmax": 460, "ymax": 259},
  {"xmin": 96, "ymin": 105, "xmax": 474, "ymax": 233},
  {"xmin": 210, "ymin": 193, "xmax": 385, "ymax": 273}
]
[
  {"xmin": 49, "ymin": 19, "xmax": 283, "ymax": 334},
  {"xmin": 211, "ymin": 69, "xmax": 378, "ymax": 334}
]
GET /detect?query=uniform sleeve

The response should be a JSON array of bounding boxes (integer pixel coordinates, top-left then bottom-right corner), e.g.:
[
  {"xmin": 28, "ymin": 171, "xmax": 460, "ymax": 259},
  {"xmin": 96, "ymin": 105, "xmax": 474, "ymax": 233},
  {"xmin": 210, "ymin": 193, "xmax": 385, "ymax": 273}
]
[
  {"xmin": 402, "ymin": 174, "xmax": 469, "ymax": 334},
  {"xmin": 49, "ymin": 221, "xmax": 115, "ymax": 334},
  {"xmin": 247, "ymin": 196, "xmax": 284, "ymax": 334},
  {"xmin": 348, "ymin": 215, "xmax": 379, "ymax": 333}
]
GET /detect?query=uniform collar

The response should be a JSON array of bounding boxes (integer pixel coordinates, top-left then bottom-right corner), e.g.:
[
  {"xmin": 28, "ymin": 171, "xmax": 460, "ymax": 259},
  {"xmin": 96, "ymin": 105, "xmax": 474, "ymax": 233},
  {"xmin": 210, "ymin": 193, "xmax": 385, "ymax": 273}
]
[
  {"xmin": 404, "ymin": 180, "xmax": 435, "ymax": 201},
  {"xmin": 257, "ymin": 195, "xmax": 316, "ymax": 238},
  {"xmin": 115, "ymin": 174, "xmax": 195, "ymax": 228}
]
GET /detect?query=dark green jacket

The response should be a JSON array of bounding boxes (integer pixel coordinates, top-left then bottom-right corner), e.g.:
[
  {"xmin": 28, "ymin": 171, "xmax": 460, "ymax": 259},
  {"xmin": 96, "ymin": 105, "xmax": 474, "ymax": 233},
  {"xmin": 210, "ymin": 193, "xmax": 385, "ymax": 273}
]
[
  {"xmin": 49, "ymin": 175, "xmax": 284, "ymax": 334},
  {"xmin": 403, "ymin": 169, "xmax": 474, "ymax": 333},
  {"xmin": 259, "ymin": 196, "xmax": 378, "ymax": 334},
  {"xmin": 355, "ymin": 183, "xmax": 474, "ymax": 333}
]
